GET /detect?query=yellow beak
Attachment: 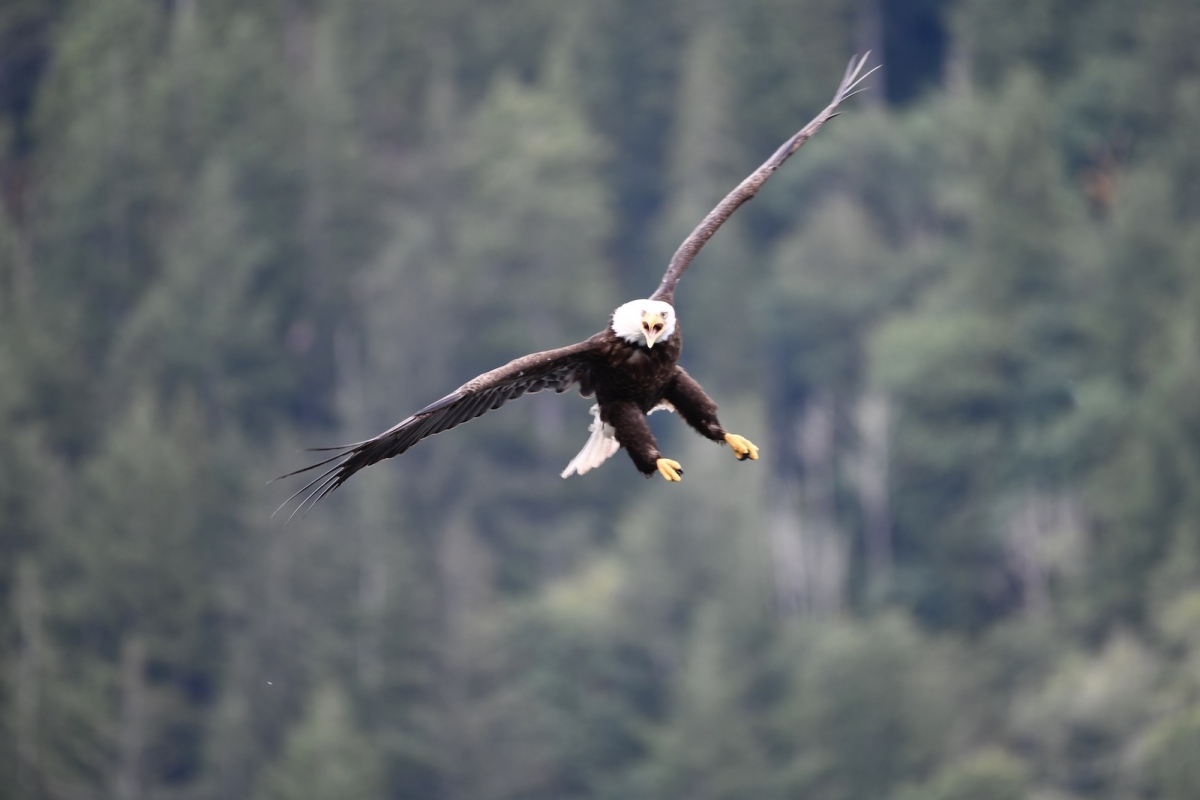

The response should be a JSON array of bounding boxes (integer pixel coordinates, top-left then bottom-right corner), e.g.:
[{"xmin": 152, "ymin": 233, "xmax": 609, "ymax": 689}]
[{"xmin": 643, "ymin": 312, "xmax": 664, "ymax": 348}]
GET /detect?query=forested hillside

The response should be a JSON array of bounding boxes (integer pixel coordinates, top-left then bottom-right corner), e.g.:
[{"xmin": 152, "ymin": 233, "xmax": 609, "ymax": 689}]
[{"xmin": 3, "ymin": 1, "xmax": 1200, "ymax": 798}]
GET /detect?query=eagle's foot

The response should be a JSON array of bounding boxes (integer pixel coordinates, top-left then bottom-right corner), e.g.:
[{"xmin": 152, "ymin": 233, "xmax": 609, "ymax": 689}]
[
  {"xmin": 724, "ymin": 433, "xmax": 759, "ymax": 462},
  {"xmin": 656, "ymin": 458, "xmax": 684, "ymax": 482}
]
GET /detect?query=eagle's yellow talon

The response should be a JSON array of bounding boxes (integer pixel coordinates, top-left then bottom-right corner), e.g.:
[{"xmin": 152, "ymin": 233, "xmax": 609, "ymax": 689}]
[
  {"xmin": 724, "ymin": 433, "xmax": 759, "ymax": 462},
  {"xmin": 656, "ymin": 458, "xmax": 684, "ymax": 482}
]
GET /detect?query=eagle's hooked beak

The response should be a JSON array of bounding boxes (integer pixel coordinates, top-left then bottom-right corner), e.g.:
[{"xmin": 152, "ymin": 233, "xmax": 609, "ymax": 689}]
[{"xmin": 642, "ymin": 311, "xmax": 666, "ymax": 348}]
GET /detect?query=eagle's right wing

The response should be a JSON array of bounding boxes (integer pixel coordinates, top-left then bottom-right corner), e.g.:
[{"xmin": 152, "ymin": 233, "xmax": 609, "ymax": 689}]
[{"xmin": 274, "ymin": 338, "xmax": 601, "ymax": 519}]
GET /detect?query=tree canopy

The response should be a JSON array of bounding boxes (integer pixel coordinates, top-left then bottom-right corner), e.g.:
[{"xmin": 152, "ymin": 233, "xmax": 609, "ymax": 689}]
[{"xmin": 2, "ymin": 1, "xmax": 1199, "ymax": 798}]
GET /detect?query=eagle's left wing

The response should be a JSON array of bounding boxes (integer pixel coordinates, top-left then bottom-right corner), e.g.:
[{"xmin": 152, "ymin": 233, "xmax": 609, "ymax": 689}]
[
  {"xmin": 274, "ymin": 339, "xmax": 600, "ymax": 519},
  {"xmin": 650, "ymin": 53, "xmax": 877, "ymax": 304}
]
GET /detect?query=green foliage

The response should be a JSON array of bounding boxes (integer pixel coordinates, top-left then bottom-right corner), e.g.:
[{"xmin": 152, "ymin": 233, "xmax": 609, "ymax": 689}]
[
  {"xmin": 641, "ymin": 608, "xmax": 768, "ymax": 800},
  {"xmin": 1142, "ymin": 711, "xmax": 1200, "ymax": 800},
  {"xmin": 252, "ymin": 682, "xmax": 384, "ymax": 800},
  {"xmin": 107, "ymin": 159, "xmax": 300, "ymax": 435},
  {"xmin": 1010, "ymin": 635, "xmax": 1159, "ymax": 793},
  {"xmin": 3, "ymin": 1, "xmax": 1200, "ymax": 798},
  {"xmin": 895, "ymin": 749, "xmax": 1029, "ymax": 800},
  {"xmin": 768, "ymin": 615, "xmax": 964, "ymax": 800},
  {"xmin": 456, "ymin": 68, "xmax": 617, "ymax": 353}
]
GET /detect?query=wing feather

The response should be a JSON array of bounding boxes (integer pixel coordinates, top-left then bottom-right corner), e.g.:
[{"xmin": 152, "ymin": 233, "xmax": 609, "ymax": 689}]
[{"xmin": 273, "ymin": 338, "xmax": 601, "ymax": 518}]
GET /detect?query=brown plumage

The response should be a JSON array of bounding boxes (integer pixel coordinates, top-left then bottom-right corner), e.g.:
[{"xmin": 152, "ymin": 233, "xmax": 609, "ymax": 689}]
[{"xmin": 275, "ymin": 54, "xmax": 876, "ymax": 519}]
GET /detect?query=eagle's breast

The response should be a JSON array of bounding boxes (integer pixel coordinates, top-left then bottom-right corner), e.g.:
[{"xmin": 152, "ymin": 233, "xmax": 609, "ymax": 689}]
[{"xmin": 588, "ymin": 324, "xmax": 682, "ymax": 411}]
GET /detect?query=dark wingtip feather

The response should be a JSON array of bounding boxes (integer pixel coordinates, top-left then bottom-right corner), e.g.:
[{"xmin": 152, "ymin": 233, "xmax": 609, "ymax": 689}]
[
  {"xmin": 268, "ymin": 450, "xmax": 347, "ymax": 484},
  {"xmin": 287, "ymin": 473, "xmax": 341, "ymax": 525},
  {"xmin": 271, "ymin": 458, "xmax": 348, "ymax": 520}
]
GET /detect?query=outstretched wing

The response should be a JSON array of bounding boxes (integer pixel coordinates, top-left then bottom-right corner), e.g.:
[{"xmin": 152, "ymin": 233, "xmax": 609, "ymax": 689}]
[
  {"xmin": 275, "ymin": 339, "xmax": 601, "ymax": 519},
  {"xmin": 650, "ymin": 53, "xmax": 878, "ymax": 304}
]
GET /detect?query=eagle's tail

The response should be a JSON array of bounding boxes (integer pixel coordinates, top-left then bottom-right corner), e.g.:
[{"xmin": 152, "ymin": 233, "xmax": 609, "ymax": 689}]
[{"xmin": 562, "ymin": 405, "xmax": 620, "ymax": 478}]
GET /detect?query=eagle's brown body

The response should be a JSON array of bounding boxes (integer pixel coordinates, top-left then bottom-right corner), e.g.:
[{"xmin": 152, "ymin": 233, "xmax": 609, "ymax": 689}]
[
  {"xmin": 585, "ymin": 322, "xmax": 726, "ymax": 475},
  {"xmin": 587, "ymin": 323, "xmax": 682, "ymax": 410},
  {"xmin": 277, "ymin": 54, "xmax": 875, "ymax": 517}
]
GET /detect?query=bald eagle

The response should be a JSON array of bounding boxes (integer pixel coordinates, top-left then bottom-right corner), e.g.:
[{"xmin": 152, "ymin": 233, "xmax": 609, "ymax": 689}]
[{"xmin": 278, "ymin": 55, "xmax": 875, "ymax": 518}]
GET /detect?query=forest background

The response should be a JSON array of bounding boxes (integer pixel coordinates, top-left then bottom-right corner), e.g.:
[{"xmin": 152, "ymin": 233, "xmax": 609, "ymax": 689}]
[{"xmin": 2, "ymin": 0, "xmax": 1200, "ymax": 798}]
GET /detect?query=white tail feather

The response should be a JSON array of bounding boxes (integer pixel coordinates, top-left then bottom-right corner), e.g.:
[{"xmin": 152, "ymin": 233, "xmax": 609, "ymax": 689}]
[
  {"xmin": 561, "ymin": 405, "xmax": 619, "ymax": 477},
  {"xmin": 561, "ymin": 401, "xmax": 675, "ymax": 478}
]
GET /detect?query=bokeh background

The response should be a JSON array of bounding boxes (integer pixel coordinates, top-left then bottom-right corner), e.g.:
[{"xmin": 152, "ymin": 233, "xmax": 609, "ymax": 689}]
[{"xmin": 3, "ymin": 0, "xmax": 1200, "ymax": 798}]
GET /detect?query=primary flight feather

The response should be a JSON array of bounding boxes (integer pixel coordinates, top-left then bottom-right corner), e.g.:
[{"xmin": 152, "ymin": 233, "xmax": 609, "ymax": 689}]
[{"xmin": 276, "ymin": 54, "xmax": 877, "ymax": 519}]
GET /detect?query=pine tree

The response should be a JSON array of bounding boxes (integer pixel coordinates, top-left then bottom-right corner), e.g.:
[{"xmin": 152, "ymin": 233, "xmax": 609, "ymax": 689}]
[{"xmin": 251, "ymin": 682, "xmax": 383, "ymax": 800}]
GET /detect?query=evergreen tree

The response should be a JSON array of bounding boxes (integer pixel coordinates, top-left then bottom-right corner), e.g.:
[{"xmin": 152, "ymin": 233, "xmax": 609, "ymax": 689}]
[
  {"xmin": 4, "ymin": 2, "xmax": 1200, "ymax": 799},
  {"xmin": 251, "ymin": 682, "xmax": 383, "ymax": 800}
]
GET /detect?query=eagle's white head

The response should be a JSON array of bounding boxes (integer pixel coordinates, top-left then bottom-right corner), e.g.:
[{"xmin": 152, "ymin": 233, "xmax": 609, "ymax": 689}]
[{"xmin": 611, "ymin": 299, "xmax": 677, "ymax": 349}]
